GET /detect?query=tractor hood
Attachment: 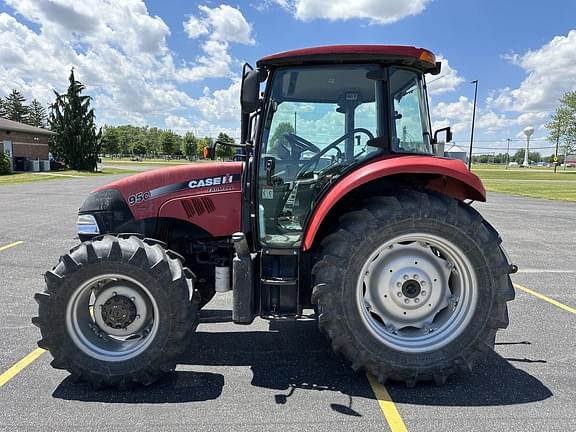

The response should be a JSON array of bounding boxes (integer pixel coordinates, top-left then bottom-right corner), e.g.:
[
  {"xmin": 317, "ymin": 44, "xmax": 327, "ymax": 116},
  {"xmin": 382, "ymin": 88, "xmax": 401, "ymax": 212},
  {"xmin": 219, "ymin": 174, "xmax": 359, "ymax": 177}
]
[{"xmin": 80, "ymin": 162, "xmax": 243, "ymax": 239}]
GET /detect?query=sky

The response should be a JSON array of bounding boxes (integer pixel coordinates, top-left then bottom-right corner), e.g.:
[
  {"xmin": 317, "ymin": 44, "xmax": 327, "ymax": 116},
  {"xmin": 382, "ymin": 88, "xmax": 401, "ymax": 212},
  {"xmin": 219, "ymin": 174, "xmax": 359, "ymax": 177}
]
[{"xmin": 1, "ymin": 0, "xmax": 575, "ymax": 155}]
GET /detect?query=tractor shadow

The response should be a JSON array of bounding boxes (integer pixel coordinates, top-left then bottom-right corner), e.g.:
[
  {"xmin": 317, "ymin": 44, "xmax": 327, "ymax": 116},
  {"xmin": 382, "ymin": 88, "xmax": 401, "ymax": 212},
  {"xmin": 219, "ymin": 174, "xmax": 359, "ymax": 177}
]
[
  {"xmin": 182, "ymin": 309, "xmax": 552, "ymax": 408},
  {"xmin": 52, "ymin": 308, "xmax": 552, "ymax": 407}
]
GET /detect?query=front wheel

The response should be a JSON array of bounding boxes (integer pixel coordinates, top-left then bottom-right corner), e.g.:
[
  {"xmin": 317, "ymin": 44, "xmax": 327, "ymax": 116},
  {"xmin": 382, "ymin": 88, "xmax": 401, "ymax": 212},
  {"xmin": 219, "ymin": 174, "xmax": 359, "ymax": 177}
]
[
  {"xmin": 312, "ymin": 191, "xmax": 515, "ymax": 386},
  {"xmin": 33, "ymin": 235, "xmax": 199, "ymax": 388}
]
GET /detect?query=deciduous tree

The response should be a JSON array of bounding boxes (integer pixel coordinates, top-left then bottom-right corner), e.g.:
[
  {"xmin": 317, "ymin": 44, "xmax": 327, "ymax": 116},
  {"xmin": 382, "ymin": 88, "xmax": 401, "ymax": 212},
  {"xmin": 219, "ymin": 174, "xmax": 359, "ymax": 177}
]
[{"xmin": 546, "ymin": 91, "xmax": 576, "ymax": 160}]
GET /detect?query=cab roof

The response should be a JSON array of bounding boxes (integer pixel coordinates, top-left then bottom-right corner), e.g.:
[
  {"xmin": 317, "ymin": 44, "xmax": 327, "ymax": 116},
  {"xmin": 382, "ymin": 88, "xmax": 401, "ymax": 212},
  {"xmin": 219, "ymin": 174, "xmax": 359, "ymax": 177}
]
[{"xmin": 257, "ymin": 45, "xmax": 439, "ymax": 73}]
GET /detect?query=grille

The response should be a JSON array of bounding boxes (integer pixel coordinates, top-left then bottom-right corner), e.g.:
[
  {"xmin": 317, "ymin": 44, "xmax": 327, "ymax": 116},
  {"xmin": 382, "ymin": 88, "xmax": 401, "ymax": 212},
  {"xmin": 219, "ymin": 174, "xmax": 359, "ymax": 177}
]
[{"xmin": 181, "ymin": 197, "xmax": 216, "ymax": 218}]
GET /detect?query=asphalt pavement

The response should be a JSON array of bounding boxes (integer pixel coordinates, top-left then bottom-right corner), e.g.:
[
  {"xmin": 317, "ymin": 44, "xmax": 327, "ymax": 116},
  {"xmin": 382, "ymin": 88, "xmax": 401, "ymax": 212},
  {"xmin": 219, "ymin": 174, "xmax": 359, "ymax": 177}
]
[{"xmin": 0, "ymin": 175, "xmax": 574, "ymax": 432}]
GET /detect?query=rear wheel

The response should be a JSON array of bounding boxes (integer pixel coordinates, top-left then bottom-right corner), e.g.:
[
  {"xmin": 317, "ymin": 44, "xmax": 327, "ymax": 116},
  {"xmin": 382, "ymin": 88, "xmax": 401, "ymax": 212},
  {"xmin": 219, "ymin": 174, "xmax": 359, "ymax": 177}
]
[
  {"xmin": 33, "ymin": 235, "xmax": 199, "ymax": 388},
  {"xmin": 312, "ymin": 191, "xmax": 515, "ymax": 386}
]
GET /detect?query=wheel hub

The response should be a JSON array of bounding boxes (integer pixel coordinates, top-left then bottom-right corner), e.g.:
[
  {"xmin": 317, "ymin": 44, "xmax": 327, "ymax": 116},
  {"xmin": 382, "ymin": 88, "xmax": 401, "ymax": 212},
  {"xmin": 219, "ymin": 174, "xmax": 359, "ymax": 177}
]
[
  {"xmin": 402, "ymin": 280, "xmax": 421, "ymax": 298},
  {"xmin": 101, "ymin": 295, "xmax": 137, "ymax": 329},
  {"xmin": 93, "ymin": 283, "xmax": 149, "ymax": 336}
]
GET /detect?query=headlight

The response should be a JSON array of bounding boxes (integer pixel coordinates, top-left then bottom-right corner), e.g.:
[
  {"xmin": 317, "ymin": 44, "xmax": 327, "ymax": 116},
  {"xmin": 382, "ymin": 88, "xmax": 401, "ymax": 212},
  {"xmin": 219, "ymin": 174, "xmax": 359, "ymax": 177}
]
[{"xmin": 77, "ymin": 214, "xmax": 100, "ymax": 235}]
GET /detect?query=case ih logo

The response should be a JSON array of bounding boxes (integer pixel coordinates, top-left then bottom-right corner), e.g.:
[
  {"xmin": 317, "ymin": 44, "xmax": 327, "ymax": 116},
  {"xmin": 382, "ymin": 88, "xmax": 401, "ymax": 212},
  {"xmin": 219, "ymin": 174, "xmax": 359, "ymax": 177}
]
[
  {"xmin": 188, "ymin": 174, "xmax": 236, "ymax": 189},
  {"xmin": 147, "ymin": 173, "xmax": 241, "ymax": 199}
]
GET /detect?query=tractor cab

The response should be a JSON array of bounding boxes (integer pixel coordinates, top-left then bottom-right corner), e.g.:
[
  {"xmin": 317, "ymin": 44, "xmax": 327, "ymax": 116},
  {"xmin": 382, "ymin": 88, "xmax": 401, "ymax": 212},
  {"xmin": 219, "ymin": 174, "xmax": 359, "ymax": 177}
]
[{"xmin": 230, "ymin": 46, "xmax": 451, "ymax": 321}]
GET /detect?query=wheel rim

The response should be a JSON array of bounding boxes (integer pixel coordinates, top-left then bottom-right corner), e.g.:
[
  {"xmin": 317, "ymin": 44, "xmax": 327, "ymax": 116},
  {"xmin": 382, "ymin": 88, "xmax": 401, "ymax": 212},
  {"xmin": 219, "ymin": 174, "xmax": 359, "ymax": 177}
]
[
  {"xmin": 356, "ymin": 233, "xmax": 478, "ymax": 353},
  {"xmin": 66, "ymin": 274, "xmax": 160, "ymax": 362}
]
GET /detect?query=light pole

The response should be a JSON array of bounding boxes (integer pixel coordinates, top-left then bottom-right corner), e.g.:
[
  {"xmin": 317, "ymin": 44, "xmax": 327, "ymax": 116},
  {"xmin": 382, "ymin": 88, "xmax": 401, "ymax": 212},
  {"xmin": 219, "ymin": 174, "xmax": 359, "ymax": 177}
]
[
  {"xmin": 522, "ymin": 126, "xmax": 534, "ymax": 167},
  {"xmin": 468, "ymin": 80, "xmax": 478, "ymax": 170},
  {"xmin": 505, "ymin": 138, "xmax": 511, "ymax": 169}
]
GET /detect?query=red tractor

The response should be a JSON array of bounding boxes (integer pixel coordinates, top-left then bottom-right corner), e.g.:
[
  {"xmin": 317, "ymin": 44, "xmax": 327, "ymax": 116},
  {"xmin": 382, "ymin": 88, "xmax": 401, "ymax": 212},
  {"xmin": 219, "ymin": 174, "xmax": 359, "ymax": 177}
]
[{"xmin": 34, "ymin": 45, "xmax": 516, "ymax": 388}]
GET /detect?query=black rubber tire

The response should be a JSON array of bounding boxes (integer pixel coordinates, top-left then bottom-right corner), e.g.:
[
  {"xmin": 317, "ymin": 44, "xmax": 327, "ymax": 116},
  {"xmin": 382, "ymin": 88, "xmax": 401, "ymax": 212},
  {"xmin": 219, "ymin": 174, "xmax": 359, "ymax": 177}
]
[
  {"xmin": 311, "ymin": 190, "xmax": 515, "ymax": 387},
  {"xmin": 33, "ymin": 235, "xmax": 200, "ymax": 388}
]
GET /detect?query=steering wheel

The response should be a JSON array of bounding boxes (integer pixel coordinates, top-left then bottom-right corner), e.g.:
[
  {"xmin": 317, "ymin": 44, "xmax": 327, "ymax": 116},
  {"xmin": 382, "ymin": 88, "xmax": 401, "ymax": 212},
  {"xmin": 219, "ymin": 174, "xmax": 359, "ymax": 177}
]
[
  {"xmin": 284, "ymin": 133, "xmax": 321, "ymax": 155},
  {"xmin": 296, "ymin": 128, "xmax": 375, "ymax": 177}
]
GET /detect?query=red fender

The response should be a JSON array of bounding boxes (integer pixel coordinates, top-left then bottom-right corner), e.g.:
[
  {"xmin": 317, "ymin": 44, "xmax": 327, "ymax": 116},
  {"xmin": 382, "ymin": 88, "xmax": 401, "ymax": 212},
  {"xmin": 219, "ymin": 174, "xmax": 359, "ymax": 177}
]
[{"xmin": 302, "ymin": 155, "xmax": 486, "ymax": 251}]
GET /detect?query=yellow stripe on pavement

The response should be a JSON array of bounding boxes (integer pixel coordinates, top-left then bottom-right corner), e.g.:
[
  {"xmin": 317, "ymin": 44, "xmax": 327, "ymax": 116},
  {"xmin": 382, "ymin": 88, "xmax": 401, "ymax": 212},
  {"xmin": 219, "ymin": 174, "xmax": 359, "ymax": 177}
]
[
  {"xmin": 514, "ymin": 283, "xmax": 576, "ymax": 315},
  {"xmin": 0, "ymin": 241, "xmax": 24, "ymax": 252},
  {"xmin": 0, "ymin": 348, "xmax": 45, "ymax": 388},
  {"xmin": 367, "ymin": 373, "xmax": 408, "ymax": 432}
]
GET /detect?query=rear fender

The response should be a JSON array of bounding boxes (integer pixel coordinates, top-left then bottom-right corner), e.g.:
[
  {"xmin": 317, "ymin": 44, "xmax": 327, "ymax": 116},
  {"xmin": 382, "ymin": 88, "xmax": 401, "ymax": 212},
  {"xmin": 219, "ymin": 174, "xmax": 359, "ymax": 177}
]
[{"xmin": 302, "ymin": 155, "xmax": 486, "ymax": 251}]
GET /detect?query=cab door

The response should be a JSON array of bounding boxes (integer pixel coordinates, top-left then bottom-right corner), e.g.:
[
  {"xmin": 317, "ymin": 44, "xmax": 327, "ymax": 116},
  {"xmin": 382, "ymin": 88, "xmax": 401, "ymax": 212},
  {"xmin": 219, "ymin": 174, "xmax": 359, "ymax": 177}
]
[{"xmin": 255, "ymin": 65, "xmax": 381, "ymax": 249}]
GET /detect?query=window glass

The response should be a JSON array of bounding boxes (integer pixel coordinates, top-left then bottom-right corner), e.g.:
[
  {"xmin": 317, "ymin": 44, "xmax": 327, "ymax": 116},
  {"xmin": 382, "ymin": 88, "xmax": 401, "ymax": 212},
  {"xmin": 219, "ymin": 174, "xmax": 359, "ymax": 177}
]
[{"xmin": 389, "ymin": 69, "xmax": 432, "ymax": 154}]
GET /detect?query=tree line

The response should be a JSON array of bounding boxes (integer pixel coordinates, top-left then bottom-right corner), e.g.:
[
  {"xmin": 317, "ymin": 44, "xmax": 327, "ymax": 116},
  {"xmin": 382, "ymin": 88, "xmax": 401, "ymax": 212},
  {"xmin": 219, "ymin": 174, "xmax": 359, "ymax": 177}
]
[
  {"xmin": 100, "ymin": 126, "xmax": 235, "ymax": 159},
  {"xmin": 0, "ymin": 90, "xmax": 48, "ymax": 127},
  {"xmin": 472, "ymin": 150, "xmax": 553, "ymax": 165}
]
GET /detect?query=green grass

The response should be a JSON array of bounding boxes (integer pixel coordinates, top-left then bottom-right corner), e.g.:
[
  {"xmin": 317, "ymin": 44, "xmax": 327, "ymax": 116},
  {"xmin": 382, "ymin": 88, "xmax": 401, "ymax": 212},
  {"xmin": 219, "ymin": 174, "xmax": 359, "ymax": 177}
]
[
  {"xmin": 472, "ymin": 165, "xmax": 576, "ymax": 202},
  {"xmin": 0, "ymin": 168, "xmax": 138, "ymax": 186}
]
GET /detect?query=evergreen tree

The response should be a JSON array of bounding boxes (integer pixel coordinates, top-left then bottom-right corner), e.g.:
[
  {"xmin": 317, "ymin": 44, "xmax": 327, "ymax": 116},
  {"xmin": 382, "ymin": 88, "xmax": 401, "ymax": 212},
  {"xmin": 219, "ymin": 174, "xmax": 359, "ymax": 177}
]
[
  {"xmin": 27, "ymin": 99, "xmax": 48, "ymax": 127},
  {"xmin": 3, "ymin": 89, "xmax": 29, "ymax": 123},
  {"xmin": 0, "ymin": 98, "xmax": 5, "ymax": 118},
  {"xmin": 49, "ymin": 69, "xmax": 101, "ymax": 171}
]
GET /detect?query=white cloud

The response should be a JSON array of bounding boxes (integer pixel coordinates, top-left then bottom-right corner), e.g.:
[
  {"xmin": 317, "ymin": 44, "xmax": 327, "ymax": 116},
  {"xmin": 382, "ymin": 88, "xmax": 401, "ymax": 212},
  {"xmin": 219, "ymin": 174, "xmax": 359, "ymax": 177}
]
[
  {"xmin": 491, "ymin": 30, "xmax": 576, "ymax": 114},
  {"xmin": 427, "ymin": 56, "xmax": 465, "ymax": 95},
  {"xmin": 430, "ymin": 31, "xmax": 576, "ymax": 148},
  {"xmin": 0, "ymin": 1, "xmax": 257, "ymax": 128},
  {"xmin": 179, "ymin": 5, "xmax": 254, "ymax": 82},
  {"xmin": 195, "ymin": 5, "xmax": 254, "ymax": 45},
  {"xmin": 0, "ymin": 0, "xmax": 195, "ymax": 124},
  {"xmin": 191, "ymin": 80, "xmax": 242, "ymax": 123},
  {"xmin": 275, "ymin": 0, "xmax": 430, "ymax": 24},
  {"xmin": 183, "ymin": 16, "xmax": 209, "ymax": 39}
]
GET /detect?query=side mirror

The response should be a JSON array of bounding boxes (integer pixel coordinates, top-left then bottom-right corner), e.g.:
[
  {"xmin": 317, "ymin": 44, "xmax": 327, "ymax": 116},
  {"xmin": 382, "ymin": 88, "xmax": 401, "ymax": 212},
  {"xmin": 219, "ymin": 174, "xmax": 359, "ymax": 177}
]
[
  {"xmin": 433, "ymin": 126, "xmax": 452, "ymax": 144},
  {"xmin": 432, "ymin": 127, "xmax": 452, "ymax": 157},
  {"xmin": 240, "ymin": 64, "xmax": 266, "ymax": 114}
]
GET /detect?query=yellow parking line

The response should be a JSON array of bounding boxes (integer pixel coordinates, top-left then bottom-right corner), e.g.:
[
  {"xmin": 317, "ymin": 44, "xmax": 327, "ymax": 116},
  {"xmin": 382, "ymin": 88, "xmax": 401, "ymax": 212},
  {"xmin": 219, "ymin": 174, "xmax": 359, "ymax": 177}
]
[
  {"xmin": 0, "ymin": 348, "xmax": 45, "ymax": 388},
  {"xmin": 367, "ymin": 374, "xmax": 408, "ymax": 432},
  {"xmin": 0, "ymin": 241, "xmax": 24, "ymax": 252},
  {"xmin": 514, "ymin": 283, "xmax": 576, "ymax": 315}
]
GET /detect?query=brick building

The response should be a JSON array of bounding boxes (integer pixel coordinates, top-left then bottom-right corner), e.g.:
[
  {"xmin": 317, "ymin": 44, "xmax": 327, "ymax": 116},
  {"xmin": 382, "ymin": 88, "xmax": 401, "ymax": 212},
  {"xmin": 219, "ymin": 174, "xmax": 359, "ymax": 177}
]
[{"xmin": 0, "ymin": 117, "xmax": 56, "ymax": 171}]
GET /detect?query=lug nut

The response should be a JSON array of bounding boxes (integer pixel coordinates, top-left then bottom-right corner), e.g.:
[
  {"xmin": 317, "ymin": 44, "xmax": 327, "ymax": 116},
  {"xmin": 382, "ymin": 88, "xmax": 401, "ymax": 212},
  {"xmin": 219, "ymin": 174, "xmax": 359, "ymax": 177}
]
[
  {"xmin": 421, "ymin": 291, "xmax": 427, "ymax": 296},
  {"xmin": 396, "ymin": 282, "xmax": 402, "ymax": 287},
  {"xmin": 404, "ymin": 298, "xmax": 410, "ymax": 304},
  {"xmin": 414, "ymin": 298, "xmax": 420, "ymax": 303},
  {"xmin": 403, "ymin": 275, "xmax": 409, "ymax": 280},
  {"xmin": 397, "ymin": 292, "xmax": 402, "ymax": 297},
  {"xmin": 413, "ymin": 274, "xmax": 419, "ymax": 280},
  {"xmin": 421, "ymin": 281, "xmax": 426, "ymax": 286}
]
